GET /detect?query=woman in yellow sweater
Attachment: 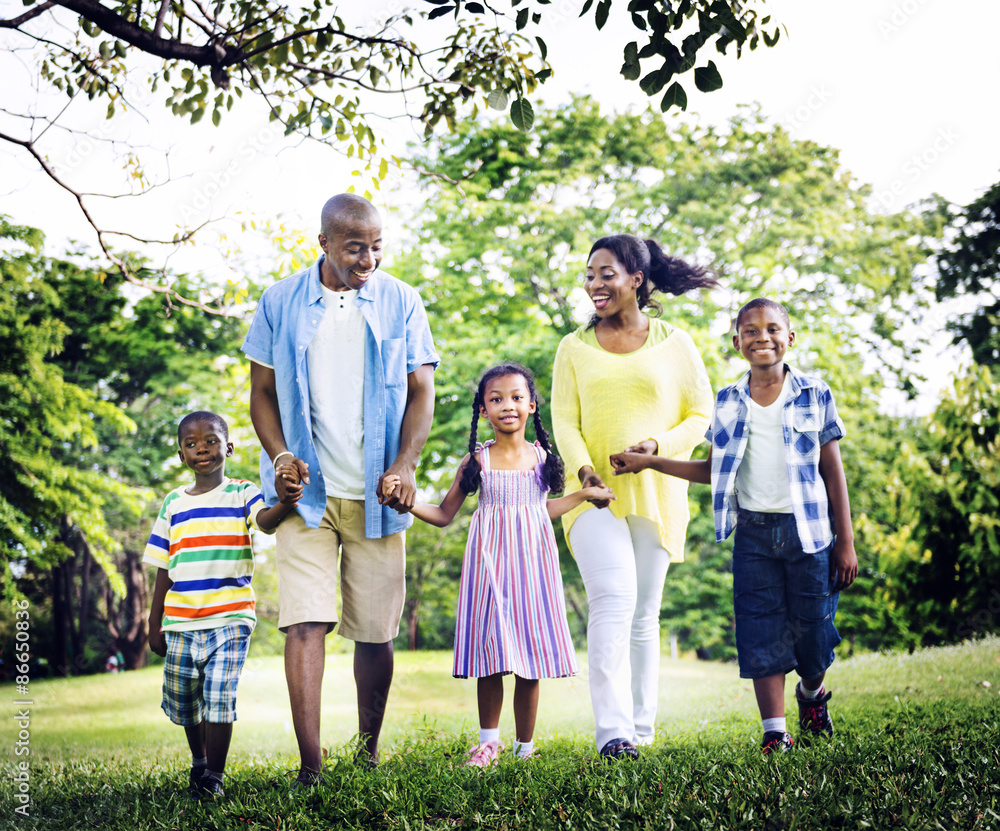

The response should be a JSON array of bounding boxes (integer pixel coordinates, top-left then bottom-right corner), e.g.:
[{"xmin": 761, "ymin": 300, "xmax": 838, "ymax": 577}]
[{"xmin": 551, "ymin": 234, "xmax": 715, "ymax": 759}]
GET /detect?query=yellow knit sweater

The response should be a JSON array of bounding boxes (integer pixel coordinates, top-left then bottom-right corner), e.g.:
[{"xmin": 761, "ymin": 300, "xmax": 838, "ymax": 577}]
[{"xmin": 550, "ymin": 319, "xmax": 713, "ymax": 561}]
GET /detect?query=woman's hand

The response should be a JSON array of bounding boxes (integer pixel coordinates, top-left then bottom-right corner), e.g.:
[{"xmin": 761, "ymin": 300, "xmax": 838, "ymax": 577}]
[
  {"xmin": 579, "ymin": 466, "xmax": 613, "ymax": 509},
  {"xmin": 610, "ymin": 439, "xmax": 657, "ymax": 475}
]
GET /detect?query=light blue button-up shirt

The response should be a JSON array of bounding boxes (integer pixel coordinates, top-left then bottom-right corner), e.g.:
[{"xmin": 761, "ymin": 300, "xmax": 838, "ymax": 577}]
[{"xmin": 241, "ymin": 258, "xmax": 439, "ymax": 538}]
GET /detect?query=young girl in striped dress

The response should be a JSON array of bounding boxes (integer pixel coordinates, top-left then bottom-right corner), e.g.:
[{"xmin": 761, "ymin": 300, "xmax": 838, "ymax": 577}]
[{"xmin": 387, "ymin": 363, "xmax": 614, "ymax": 766}]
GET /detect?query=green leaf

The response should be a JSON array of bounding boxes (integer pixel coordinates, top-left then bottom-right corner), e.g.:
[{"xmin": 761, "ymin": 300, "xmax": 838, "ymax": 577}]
[
  {"xmin": 660, "ymin": 81, "xmax": 687, "ymax": 111},
  {"xmin": 487, "ymin": 88, "xmax": 509, "ymax": 110},
  {"xmin": 212, "ymin": 107, "xmax": 221, "ymax": 126},
  {"xmin": 579, "ymin": 0, "xmax": 594, "ymax": 16},
  {"xmin": 98, "ymin": 41, "xmax": 111, "ymax": 61},
  {"xmin": 190, "ymin": 106, "xmax": 205, "ymax": 124},
  {"xmin": 595, "ymin": 0, "xmax": 611, "ymax": 30},
  {"xmin": 510, "ymin": 96, "xmax": 534, "ymax": 132},
  {"xmin": 536, "ymin": 36, "xmax": 548, "ymax": 61},
  {"xmin": 694, "ymin": 60, "xmax": 723, "ymax": 92},
  {"xmin": 428, "ymin": 5, "xmax": 453, "ymax": 19},
  {"xmin": 621, "ymin": 41, "xmax": 641, "ymax": 81},
  {"xmin": 466, "ymin": 2, "xmax": 485, "ymax": 12},
  {"xmin": 516, "ymin": 7, "xmax": 528, "ymax": 29},
  {"xmin": 378, "ymin": 157, "xmax": 389, "ymax": 179},
  {"xmin": 763, "ymin": 27, "xmax": 781, "ymax": 47}
]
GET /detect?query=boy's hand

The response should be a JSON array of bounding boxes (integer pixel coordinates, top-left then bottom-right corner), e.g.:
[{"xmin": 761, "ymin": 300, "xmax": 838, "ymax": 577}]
[
  {"xmin": 148, "ymin": 626, "xmax": 167, "ymax": 658},
  {"xmin": 275, "ymin": 459, "xmax": 306, "ymax": 504},
  {"xmin": 831, "ymin": 538, "xmax": 858, "ymax": 592},
  {"xmin": 610, "ymin": 451, "xmax": 653, "ymax": 475},
  {"xmin": 610, "ymin": 439, "xmax": 657, "ymax": 475}
]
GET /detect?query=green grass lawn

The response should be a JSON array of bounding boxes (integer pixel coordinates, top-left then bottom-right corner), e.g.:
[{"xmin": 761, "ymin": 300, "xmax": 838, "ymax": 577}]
[{"xmin": 3, "ymin": 638, "xmax": 999, "ymax": 829}]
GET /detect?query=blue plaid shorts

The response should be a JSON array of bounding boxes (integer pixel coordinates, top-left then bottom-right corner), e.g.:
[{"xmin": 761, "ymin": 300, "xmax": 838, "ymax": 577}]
[{"xmin": 161, "ymin": 622, "xmax": 251, "ymax": 726}]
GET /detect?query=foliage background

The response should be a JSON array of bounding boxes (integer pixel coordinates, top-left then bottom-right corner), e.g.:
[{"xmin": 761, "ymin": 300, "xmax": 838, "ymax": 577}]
[{"xmin": 2, "ymin": 96, "xmax": 998, "ymax": 678}]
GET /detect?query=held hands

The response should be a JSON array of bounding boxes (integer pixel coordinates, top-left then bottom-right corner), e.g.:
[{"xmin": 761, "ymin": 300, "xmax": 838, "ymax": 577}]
[
  {"xmin": 609, "ymin": 439, "xmax": 658, "ymax": 476},
  {"xmin": 275, "ymin": 460, "xmax": 305, "ymax": 505},
  {"xmin": 580, "ymin": 483, "xmax": 616, "ymax": 504},
  {"xmin": 379, "ymin": 463, "xmax": 417, "ymax": 512},
  {"xmin": 379, "ymin": 474, "xmax": 411, "ymax": 513},
  {"xmin": 579, "ymin": 468, "xmax": 613, "ymax": 509},
  {"xmin": 148, "ymin": 625, "xmax": 167, "ymax": 658}
]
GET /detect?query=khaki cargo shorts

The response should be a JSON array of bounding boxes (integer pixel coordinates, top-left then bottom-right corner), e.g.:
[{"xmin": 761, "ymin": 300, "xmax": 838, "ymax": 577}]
[{"xmin": 275, "ymin": 497, "xmax": 405, "ymax": 643}]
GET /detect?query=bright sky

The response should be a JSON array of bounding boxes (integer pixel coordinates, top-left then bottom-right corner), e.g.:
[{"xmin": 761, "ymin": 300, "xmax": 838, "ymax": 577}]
[
  {"xmin": 1, "ymin": 0, "xmax": 997, "ymax": 411},
  {"xmin": 3, "ymin": 0, "xmax": 998, "ymax": 257}
]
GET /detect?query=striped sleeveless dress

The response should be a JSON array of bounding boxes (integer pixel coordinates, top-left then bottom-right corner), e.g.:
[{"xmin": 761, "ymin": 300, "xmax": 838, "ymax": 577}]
[{"xmin": 453, "ymin": 442, "xmax": 579, "ymax": 679}]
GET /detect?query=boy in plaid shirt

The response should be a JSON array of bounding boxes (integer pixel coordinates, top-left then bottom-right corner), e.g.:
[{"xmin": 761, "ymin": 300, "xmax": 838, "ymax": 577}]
[
  {"xmin": 610, "ymin": 299, "xmax": 857, "ymax": 752},
  {"xmin": 145, "ymin": 411, "xmax": 300, "ymax": 797}
]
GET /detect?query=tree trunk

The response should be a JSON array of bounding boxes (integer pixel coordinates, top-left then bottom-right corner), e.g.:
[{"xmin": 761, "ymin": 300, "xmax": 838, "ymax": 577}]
[
  {"xmin": 119, "ymin": 549, "xmax": 149, "ymax": 670},
  {"xmin": 51, "ymin": 563, "xmax": 70, "ymax": 678}
]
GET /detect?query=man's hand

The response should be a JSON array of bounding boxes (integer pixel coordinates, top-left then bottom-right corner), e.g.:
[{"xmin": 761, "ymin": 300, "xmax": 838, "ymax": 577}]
[
  {"xmin": 276, "ymin": 458, "xmax": 309, "ymax": 503},
  {"xmin": 379, "ymin": 463, "xmax": 417, "ymax": 511}
]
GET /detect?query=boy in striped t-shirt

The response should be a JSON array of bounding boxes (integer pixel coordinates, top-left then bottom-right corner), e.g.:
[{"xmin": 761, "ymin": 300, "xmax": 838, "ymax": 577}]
[{"xmin": 145, "ymin": 411, "xmax": 300, "ymax": 798}]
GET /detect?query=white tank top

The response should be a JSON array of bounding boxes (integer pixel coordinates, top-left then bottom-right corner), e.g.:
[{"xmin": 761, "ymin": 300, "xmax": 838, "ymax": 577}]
[{"xmin": 735, "ymin": 372, "xmax": 793, "ymax": 513}]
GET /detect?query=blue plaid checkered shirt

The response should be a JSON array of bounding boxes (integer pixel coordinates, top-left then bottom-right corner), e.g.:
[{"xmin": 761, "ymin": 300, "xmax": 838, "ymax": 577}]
[{"xmin": 708, "ymin": 365, "xmax": 846, "ymax": 553}]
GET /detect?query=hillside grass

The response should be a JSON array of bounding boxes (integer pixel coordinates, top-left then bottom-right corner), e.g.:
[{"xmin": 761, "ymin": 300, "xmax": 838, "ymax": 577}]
[{"xmin": 2, "ymin": 638, "xmax": 999, "ymax": 829}]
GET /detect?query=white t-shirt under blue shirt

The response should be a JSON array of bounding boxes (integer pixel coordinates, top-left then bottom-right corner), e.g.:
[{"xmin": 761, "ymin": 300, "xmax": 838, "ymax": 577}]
[
  {"xmin": 735, "ymin": 371, "xmax": 793, "ymax": 513},
  {"xmin": 307, "ymin": 285, "xmax": 366, "ymax": 499}
]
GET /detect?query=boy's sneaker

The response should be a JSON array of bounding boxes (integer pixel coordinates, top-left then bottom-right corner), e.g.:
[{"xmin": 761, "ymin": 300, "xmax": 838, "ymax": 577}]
[
  {"xmin": 761, "ymin": 731, "xmax": 794, "ymax": 754},
  {"xmin": 796, "ymin": 683, "xmax": 834, "ymax": 739},
  {"xmin": 466, "ymin": 740, "xmax": 502, "ymax": 768},
  {"xmin": 188, "ymin": 764, "xmax": 207, "ymax": 795},
  {"xmin": 194, "ymin": 771, "xmax": 224, "ymax": 799}
]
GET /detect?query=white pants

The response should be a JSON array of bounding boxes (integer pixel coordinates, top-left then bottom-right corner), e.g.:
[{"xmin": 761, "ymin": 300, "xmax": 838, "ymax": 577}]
[{"xmin": 569, "ymin": 509, "xmax": 671, "ymax": 749}]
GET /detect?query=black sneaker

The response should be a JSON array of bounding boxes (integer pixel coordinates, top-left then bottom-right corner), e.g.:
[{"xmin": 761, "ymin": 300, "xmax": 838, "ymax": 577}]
[
  {"xmin": 188, "ymin": 764, "xmax": 207, "ymax": 797},
  {"xmin": 291, "ymin": 767, "xmax": 325, "ymax": 791},
  {"xmin": 761, "ymin": 731, "xmax": 794, "ymax": 754},
  {"xmin": 197, "ymin": 771, "xmax": 224, "ymax": 799},
  {"xmin": 796, "ymin": 683, "xmax": 834, "ymax": 739}
]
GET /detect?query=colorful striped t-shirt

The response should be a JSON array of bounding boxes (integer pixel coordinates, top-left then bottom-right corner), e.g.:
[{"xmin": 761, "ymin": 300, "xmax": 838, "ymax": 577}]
[{"xmin": 143, "ymin": 478, "xmax": 271, "ymax": 632}]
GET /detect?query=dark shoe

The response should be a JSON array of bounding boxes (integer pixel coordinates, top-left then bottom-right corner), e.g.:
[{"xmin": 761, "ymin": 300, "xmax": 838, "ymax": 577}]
[
  {"xmin": 761, "ymin": 731, "xmax": 794, "ymax": 755},
  {"xmin": 194, "ymin": 771, "xmax": 224, "ymax": 799},
  {"xmin": 599, "ymin": 737, "xmax": 639, "ymax": 760},
  {"xmin": 188, "ymin": 764, "xmax": 207, "ymax": 796},
  {"xmin": 291, "ymin": 767, "xmax": 325, "ymax": 791},
  {"xmin": 796, "ymin": 683, "xmax": 834, "ymax": 739}
]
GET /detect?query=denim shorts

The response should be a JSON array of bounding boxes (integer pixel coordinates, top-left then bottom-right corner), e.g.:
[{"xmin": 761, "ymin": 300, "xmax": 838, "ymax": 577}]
[
  {"xmin": 732, "ymin": 509, "xmax": 840, "ymax": 680},
  {"xmin": 161, "ymin": 622, "xmax": 251, "ymax": 726}
]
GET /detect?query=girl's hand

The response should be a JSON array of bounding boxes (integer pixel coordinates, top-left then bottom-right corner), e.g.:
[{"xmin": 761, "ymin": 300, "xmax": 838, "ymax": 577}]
[
  {"xmin": 582, "ymin": 484, "xmax": 616, "ymax": 503},
  {"xmin": 580, "ymin": 467, "xmax": 613, "ymax": 509},
  {"xmin": 380, "ymin": 474, "xmax": 402, "ymax": 503}
]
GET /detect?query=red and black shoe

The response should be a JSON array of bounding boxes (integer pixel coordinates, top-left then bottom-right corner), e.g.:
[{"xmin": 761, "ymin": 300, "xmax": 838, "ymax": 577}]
[
  {"xmin": 761, "ymin": 731, "xmax": 794, "ymax": 755},
  {"xmin": 796, "ymin": 683, "xmax": 834, "ymax": 742}
]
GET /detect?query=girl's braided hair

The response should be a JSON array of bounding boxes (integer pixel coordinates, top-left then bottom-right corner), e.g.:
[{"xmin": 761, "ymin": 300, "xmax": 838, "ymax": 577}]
[{"xmin": 459, "ymin": 363, "xmax": 565, "ymax": 496}]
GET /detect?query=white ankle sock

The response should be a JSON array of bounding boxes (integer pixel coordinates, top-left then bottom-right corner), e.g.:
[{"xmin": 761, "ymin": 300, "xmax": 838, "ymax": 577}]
[
  {"xmin": 513, "ymin": 739, "xmax": 534, "ymax": 758},
  {"xmin": 798, "ymin": 681, "xmax": 823, "ymax": 700},
  {"xmin": 762, "ymin": 717, "xmax": 787, "ymax": 734},
  {"xmin": 479, "ymin": 727, "xmax": 500, "ymax": 745}
]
